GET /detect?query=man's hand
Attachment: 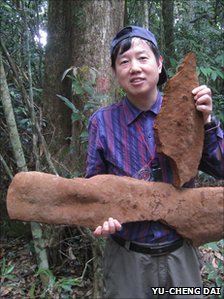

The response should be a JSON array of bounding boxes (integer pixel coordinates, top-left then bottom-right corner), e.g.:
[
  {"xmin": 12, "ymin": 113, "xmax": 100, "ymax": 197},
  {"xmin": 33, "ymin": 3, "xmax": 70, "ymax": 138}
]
[
  {"xmin": 93, "ymin": 217, "xmax": 122, "ymax": 237},
  {"xmin": 192, "ymin": 85, "xmax": 212, "ymax": 124}
]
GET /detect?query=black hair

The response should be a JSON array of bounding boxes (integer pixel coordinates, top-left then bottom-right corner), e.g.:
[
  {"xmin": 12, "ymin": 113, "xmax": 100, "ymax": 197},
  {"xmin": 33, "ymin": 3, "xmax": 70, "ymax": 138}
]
[{"xmin": 111, "ymin": 37, "xmax": 161, "ymax": 69}]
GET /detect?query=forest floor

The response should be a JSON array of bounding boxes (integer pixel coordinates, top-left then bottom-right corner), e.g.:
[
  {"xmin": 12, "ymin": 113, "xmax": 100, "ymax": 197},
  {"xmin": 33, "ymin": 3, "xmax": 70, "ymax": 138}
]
[
  {"xmin": 0, "ymin": 231, "xmax": 95, "ymax": 299},
  {"xmin": 0, "ymin": 233, "xmax": 223, "ymax": 299}
]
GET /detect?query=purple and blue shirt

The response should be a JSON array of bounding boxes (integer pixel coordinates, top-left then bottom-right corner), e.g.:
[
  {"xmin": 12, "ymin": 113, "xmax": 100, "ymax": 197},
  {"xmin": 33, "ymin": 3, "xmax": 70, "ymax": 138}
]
[{"xmin": 86, "ymin": 92, "xmax": 224, "ymax": 244}]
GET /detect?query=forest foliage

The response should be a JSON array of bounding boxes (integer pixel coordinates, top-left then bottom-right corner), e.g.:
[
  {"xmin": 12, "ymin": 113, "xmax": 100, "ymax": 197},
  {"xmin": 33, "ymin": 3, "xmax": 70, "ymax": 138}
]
[
  {"xmin": 1, "ymin": 0, "xmax": 223, "ymax": 177},
  {"xmin": 0, "ymin": 0, "xmax": 223, "ymax": 298},
  {"xmin": 1, "ymin": 0, "xmax": 223, "ymax": 160}
]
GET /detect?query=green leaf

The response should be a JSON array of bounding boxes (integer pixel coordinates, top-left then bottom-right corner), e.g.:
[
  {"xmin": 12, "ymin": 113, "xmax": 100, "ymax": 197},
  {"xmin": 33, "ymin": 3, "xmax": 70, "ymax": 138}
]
[
  {"xmin": 61, "ymin": 67, "xmax": 75, "ymax": 81},
  {"xmin": 28, "ymin": 282, "xmax": 37, "ymax": 299},
  {"xmin": 92, "ymin": 95, "xmax": 109, "ymax": 100},
  {"xmin": 80, "ymin": 131, "xmax": 88, "ymax": 139},
  {"xmin": 216, "ymin": 69, "xmax": 224, "ymax": 80},
  {"xmin": 215, "ymin": 54, "xmax": 224, "ymax": 65},
  {"xmin": 217, "ymin": 239, "xmax": 224, "ymax": 247},
  {"xmin": 19, "ymin": 118, "xmax": 30, "ymax": 125},
  {"xmin": 208, "ymin": 270, "xmax": 217, "ymax": 281},
  {"xmin": 37, "ymin": 268, "xmax": 55, "ymax": 281},
  {"xmin": 203, "ymin": 242, "xmax": 219, "ymax": 250},
  {"xmin": 71, "ymin": 112, "xmax": 81, "ymax": 122},
  {"xmin": 216, "ymin": 276, "xmax": 224, "ymax": 287},
  {"xmin": 83, "ymin": 82, "xmax": 94, "ymax": 95},
  {"xmin": 56, "ymin": 95, "xmax": 78, "ymax": 113},
  {"xmin": 32, "ymin": 87, "xmax": 43, "ymax": 93},
  {"xmin": 55, "ymin": 277, "xmax": 81, "ymax": 292},
  {"xmin": 84, "ymin": 101, "xmax": 100, "ymax": 111},
  {"xmin": 169, "ymin": 57, "xmax": 177, "ymax": 68},
  {"xmin": 72, "ymin": 81, "xmax": 83, "ymax": 95},
  {"xmin": 4, "ymin": 264, "xmax": 15, "ymax": 275},
  {"xmin": 2, "ymin": 3, "xmax": 13, "ymax": 12},
  {"xmin": 71, "ymin": 171, "xmax": 82, "ymax": 178},
  {"xmin": 200, "ymin": 66, "xmax": 211, "ymax": 77},
  {"xmin": 211, "ymin": 71, "xmax": 218, "ymax": 81}
]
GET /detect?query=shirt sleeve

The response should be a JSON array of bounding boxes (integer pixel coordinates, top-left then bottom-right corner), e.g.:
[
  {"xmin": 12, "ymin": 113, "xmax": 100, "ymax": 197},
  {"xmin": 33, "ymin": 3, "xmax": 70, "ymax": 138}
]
[
  {"xmin": 199, "ymin": 117, "xmax": 224, "ymax": 179},
  {"xmin": 85, "ymin": 113, "xmax": 107, "ymax": 178}
]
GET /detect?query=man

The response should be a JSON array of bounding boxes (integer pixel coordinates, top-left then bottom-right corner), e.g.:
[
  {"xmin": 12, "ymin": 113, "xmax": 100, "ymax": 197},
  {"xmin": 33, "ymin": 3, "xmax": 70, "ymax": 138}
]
[{"xmin": 86, "ymin": 26, "xmax": 223, "ymax": 299}]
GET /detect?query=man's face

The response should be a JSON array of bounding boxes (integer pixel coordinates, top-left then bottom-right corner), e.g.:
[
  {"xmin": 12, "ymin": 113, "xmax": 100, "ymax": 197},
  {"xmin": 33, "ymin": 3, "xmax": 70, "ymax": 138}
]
[{"xmin": 114, "ymin": 38, "xmax": 163, "ymax": 105}]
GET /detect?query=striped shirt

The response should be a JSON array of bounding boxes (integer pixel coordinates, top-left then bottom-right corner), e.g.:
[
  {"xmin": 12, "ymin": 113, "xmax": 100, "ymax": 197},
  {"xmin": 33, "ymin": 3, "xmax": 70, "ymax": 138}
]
[{"xmin": 86, "ymin": 91, "xmax": 224, "ymax": 244}]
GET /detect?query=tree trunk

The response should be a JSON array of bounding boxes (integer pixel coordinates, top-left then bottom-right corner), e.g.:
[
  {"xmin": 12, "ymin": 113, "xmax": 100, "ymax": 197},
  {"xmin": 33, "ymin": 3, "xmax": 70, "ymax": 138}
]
[
  {"xmin": 0, "ymin": 52, "xmax": 49, "ymax": 286},
  {"xmin": 42, "ymin": 0, "xmax": 73, "ymax": 171},
  {"xmin": 70, "ymin": 0, "xmax": 125, "ymax": 173},
  {"xmin": 143, "ymin": 0, "xmax": 149, "ymax": 28},
  {"xmin": 71, "ymin": 0, "xmax": 124, "ymax": 85},
  {"xmin": 161, "ymin": 0, "xmax": 175, "ymax": 70},
  {"xmin": 42, "ymin": 0, "xmax": 125, "ymax": 173}
]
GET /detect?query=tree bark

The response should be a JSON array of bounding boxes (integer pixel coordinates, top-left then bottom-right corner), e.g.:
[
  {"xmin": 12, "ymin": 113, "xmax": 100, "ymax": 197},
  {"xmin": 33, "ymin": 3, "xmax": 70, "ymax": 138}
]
[
  {"xmin": 42, "ymin": 0, "xmax": 125, "ymax": 172},
  {"xmin": 161, "ymin": 0, "xmax": 175, "ymax": 70},
  {"xmin": 42, "ymin": 0, "xmax": 73, "ymax": 168},
  {"xmin": 0, "ymin": 53, "xmax": 27, "ymax": 172},
  {"xmin": 143, "ymin": 0, "xmax": 149, "ymax": 28},
  {"xmin": 70, "ymin": 0, "xmax": 125, "ymax": 173},
  {"xmin": 0, "ymin": 52, "xmax": 49, "ymax": 285}
]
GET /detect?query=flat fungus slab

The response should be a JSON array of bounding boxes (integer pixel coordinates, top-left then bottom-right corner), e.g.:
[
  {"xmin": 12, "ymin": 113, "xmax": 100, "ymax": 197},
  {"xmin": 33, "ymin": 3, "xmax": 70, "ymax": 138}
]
[
  {"xmin": 7, "ymin": 171, "xmax": 224, "ymax": 247},
  {"xmin": 154, "ymin": 52, "xmax": 204, "ymax": 188}
]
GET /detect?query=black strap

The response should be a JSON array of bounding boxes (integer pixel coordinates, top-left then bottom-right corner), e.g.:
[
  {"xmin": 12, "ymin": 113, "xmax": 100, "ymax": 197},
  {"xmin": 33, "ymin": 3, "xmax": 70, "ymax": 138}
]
[{"xmin": 111, "ymin": 235, "xmax": 183, "ymax": 256}]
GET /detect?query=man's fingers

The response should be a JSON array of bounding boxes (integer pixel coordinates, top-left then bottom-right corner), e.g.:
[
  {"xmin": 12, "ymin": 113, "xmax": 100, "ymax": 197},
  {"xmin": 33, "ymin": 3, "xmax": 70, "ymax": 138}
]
[
  {"xmin": 192, "ymin": 85, "xmax": 209, "ymax": 95},
  {"xmin": 93, "ymin": 218, "xmax": 122, "ymax": 237},
  {"xmin": 113, "ymin": 219, "xmax": 122, "ymax": 231},
  {"xmin": 93, "ymin": 226, "xmax": 102, "ymax": 236},
  {"xmin": 108, "ymin": 217, "xmax": 116, "ymax": 234},
  {"xmin": 192, "ymin": 85, "xmax": 212, "ymax": 124}
]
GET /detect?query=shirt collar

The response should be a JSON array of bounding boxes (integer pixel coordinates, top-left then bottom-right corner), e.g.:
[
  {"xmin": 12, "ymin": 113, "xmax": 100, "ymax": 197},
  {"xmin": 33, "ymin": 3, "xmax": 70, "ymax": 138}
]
[{"xmin": 123, "ymin": 91, "xmax": 163, "ymax": 125}]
